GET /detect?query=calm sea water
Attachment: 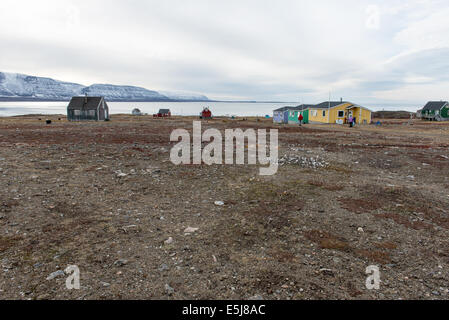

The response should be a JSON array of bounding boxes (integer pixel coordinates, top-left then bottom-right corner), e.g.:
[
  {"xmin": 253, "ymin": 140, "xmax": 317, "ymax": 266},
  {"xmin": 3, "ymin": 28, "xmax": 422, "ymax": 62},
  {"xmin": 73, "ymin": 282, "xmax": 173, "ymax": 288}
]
[
  {"xmin": 0, "ymin": 101, "xmax": 289, "ymax": 117},
  {"xmin": 0, "ymin": 101, "xmax": 421, "ymax": 117}
]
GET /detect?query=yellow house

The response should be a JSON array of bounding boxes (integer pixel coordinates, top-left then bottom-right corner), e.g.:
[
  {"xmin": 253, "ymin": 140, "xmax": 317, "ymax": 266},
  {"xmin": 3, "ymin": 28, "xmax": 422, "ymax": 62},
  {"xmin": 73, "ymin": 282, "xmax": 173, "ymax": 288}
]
[{"xmin": 307, "ymin": 101, "xmax": 372, "ymax": 124}]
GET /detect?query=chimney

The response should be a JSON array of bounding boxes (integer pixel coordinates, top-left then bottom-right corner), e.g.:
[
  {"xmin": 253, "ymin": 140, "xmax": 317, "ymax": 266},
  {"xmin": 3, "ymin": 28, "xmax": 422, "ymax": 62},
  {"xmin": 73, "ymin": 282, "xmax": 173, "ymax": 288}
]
[
  {"xmin": 84, "ymin": 92, "xmax": 88, "ymax": 104},
  {"xmin": 340, "ymin": 97, "xmax": 343, "ymax": 103}
]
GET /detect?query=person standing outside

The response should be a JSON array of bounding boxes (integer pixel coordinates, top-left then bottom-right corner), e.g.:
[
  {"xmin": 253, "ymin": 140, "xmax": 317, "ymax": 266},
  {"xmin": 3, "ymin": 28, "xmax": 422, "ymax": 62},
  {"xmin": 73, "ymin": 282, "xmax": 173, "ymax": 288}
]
[{"xmin": 298, "ymin": 112, "xmax": 304, "ymax": 126}]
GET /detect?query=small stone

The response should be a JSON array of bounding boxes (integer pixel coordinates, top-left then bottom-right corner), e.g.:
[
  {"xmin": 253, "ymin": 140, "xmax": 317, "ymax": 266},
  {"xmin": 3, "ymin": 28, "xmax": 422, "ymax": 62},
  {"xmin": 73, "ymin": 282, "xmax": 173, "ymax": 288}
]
[
  {"xmin": 319, "ymin": 268, "xmax": 334, "ymax": 276},
  {"xmin": 101, "ymin": 282, "xmax": 111, "ymax": 287},
  {"xmin": 113, "ymin": 259, "xmax": 128, "ymax": 267},
  {"xmin": 115, "ymin": 170, "xmax": 127, "ymax": 178},
  {"xmin": 333, "ymin": 257, "xmax": 341, "ymax": 264},
  {"xmin": 184, "ymin": 227, "xmax": 199, "ymax": 234},
  {"xmin": 165, "ymin": 283, "xmax": 175, "ymax": 296},
  {"xmin": 164, "ymin": 237, "xmax": 174, "ymax": 245},
  {"xmin": 248, "ymin": 294, "xmax": 263, "ymax": 300},
  {"xmin": 46, "ymin": 270, "xmax": 65, "ymax": 280},
  {"xmin": 214, "ymin": 201, "xmax": 225, "ymax": 206},
  {"xmin": 357, "ymin": 227, "xmax": 364, "ymax": 233},
  {"xmin": 159, "ymin": 264, "xmax": 169, "ymax": 272}
]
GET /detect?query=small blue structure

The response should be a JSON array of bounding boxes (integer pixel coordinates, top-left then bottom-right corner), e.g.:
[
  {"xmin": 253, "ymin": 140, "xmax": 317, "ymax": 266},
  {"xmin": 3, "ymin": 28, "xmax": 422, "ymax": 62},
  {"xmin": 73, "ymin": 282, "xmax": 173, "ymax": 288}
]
[{"xmin": 273, "ymin": 107, "xmax": 290, "ymax": 124}]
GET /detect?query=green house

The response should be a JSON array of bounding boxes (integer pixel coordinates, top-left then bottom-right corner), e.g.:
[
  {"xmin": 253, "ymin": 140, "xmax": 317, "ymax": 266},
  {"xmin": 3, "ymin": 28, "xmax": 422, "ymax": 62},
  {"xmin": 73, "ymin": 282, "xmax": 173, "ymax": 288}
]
[
  {"xmin": 421, "ymin": 101, "xmax": 449, "ymax": 121},
  {"xmin": 287, "ymin": 104, "xmax": 313, "ymax": 124}
]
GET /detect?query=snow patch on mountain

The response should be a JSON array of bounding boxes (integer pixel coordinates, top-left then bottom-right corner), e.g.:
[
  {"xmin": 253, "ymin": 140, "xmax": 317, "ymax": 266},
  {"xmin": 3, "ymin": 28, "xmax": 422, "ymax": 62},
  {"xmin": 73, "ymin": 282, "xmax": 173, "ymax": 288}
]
[
  {"xmin": 160, "ymin": 91, "xmax": 209, "ymax": 101},
  {"xmin": 81, "ymin": 84, "xmax": 168, "ymax": 101}
]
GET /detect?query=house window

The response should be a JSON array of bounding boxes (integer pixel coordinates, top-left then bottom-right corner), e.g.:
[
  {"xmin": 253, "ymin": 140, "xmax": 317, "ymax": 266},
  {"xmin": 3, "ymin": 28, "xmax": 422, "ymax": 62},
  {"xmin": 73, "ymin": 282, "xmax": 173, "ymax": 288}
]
[
  {"xmin": 338, "ymin": 111, "xmax": 345, "ymax": 118},
  {"xmin": 74, "ymin": 110, "xmax": 81, "ymax": 116},
  {"xmin": 323, "ymin": 110, "xmax": 326, "ymax": 117}
]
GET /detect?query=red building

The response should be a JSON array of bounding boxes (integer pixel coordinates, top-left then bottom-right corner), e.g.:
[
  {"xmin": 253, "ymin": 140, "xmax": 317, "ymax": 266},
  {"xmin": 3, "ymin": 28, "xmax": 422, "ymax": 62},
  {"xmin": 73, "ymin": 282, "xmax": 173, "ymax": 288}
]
[
  {"xmin": 153, "ymin": 109, "xmax": 171, "ymax": 117},
  {"xmin": 200, "ymin": 107, "xmax": 212, "ymax": 119}
]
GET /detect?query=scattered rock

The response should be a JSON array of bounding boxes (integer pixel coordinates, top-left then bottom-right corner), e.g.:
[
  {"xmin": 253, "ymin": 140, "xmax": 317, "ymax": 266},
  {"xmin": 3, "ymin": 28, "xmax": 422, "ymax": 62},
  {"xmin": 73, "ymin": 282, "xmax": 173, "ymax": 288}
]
[
  {"xmin": 248, "ymin": 294, "xmax": 263, "ymax": 300},
  {"xmin": 214, "ymin": 201, "xmax": 225, "ymax": 206},
  {"xmin": 357, "ymin": 227, "xmax": 364, "ymax": 233},
  {"xmin": 159, "ymin": 264, "xmax": 169, "ymax": 272},
  {"xmin": 115, "ymin": 170, "xmax": 128, "ymax": 178},
  {"xmin": 46, "ymin": 270, "xmax": 65, "ymax": 280},
  {"xmin": 165, "ymin": 283, "xmax": 175, "ymax": 296},
  {"xmin": 164, "ymin": 237, "xmax": 174, "ymax": 245},
  {"xmin": 278, "ymin": 154, "xmax": 329, "ymax": 169},
  {"xmin": 184, "ymin": 227, "xmax": 199, "ymax": 234},
  {"xmin": 319, "ymin": 268, "xmax": 334, "ymax": 276},
  {"xmin": 113, "ymin": 259, "xmax": 128, "ymax": 267},
  {"xmin": 101, "ymin": 282, "xmax": 111, "ymax": 287}
]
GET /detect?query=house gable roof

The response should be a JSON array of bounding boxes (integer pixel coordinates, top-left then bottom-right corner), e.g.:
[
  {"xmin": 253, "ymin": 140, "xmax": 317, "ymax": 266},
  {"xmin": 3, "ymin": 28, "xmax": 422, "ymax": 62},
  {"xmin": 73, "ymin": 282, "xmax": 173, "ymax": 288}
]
[
  {"xmin": 67, "ymin": 96, "xmax": 105, "ymax": 110},
  {"xmin": 274, "ymin": 106, "xmax": 293, "ymax": 112},
  {"xmin": 313, "ymin": 101, "xmax": 350, "ymax": 109},
  {"xmin": 422, "ymin": 101, "xmax": 448, "ymax": 111},
  {"xmin": 274, "ymin": 104, "xmax": 315, "ymax": 112},
  {"xmin": 295, "ymin": 104, "xmax": 315, "ymax": 110}
]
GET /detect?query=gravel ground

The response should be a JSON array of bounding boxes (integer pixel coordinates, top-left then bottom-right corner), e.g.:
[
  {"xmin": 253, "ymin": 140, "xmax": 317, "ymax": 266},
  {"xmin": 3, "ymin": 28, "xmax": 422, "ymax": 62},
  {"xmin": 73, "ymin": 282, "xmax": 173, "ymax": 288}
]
[{"xmin": 0, "ymin": 115, "xmax": 448, "ymax": 300}]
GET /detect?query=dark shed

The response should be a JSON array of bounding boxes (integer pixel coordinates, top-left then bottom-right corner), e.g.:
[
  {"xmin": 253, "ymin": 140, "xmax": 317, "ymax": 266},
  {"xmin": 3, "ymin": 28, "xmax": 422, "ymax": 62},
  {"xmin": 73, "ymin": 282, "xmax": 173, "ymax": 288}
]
[
  {"xmin": 157, "ymin": 109, "xmax": 171, "ymax": 117},
  {"xmin": 67, "ymin": 96, "xmax": 109, "ymax": 121}
]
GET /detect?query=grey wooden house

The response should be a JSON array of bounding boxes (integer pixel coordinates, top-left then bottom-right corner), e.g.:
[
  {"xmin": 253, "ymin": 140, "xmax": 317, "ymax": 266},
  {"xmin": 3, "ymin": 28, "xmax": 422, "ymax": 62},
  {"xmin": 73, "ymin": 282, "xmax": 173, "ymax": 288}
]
[{"xmin": 67, "ymin": 96, "xmax": 110, "ymax": 121}]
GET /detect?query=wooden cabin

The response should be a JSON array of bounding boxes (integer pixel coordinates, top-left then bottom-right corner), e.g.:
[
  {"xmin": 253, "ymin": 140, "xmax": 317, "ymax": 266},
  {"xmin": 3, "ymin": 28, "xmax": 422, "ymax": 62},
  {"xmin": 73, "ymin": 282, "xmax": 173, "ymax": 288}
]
[
  {"xmin": 154, "ymin": 109, "xmax": 171, "ymax": 117},
  {"xmin": 307, "ymin": 101, "xmax": 372, "ymax": 124},
  {"xmin": 200, "ymin": 107, "xmax": 212, "ymax": 119},
  {"xmin": 67, "ymin": 96, "xmax": 109, "ymax": 121},
  {"xmin": 421, "ymin": 101, "xmax": 449, "ymax": 121}
]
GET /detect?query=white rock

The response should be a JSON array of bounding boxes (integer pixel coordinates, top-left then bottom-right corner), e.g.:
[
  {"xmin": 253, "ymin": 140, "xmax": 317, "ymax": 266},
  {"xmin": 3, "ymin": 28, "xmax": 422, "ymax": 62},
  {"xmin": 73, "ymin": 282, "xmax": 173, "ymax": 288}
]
[
  {"xmin": 46, "ymin": 270, "xmax": 65, "ymax": 280},
  {"xmin": 164, "ymin": 237, "xmax": 174, "ymax": 245},
  {"xmin": 357, "ymin": 227, "xmax": 364, "ymax": 233},
  {"xmin": 115, "ymin": 170, "xmax": 127, "ymax": 177},
  {"xmin": 214, "ymin": 201, "xmax": 225, "ymax": 206},
  {"xmin": 184, "ymin": 227, "xmax": 199, "ymax": 234}
]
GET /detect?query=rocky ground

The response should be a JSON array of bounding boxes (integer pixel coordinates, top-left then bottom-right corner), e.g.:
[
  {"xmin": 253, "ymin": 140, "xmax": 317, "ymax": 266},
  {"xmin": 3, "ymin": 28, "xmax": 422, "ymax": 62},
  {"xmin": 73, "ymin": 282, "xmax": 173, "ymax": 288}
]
[{"xmin": 0, "ymin": 114, "xmax": 448, "ymax": 300}]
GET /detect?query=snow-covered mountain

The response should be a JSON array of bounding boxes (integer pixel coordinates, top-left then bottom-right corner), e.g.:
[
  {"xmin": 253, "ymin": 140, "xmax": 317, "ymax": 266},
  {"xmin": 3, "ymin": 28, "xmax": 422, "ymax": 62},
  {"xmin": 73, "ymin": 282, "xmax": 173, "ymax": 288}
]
[
  {"xmin": 0, "ymin": 72, "xmax": 83, "ymax": 99},
  {"xmin": 0, "ymin": 72, "xmax": 209, "ymax": 101},
  {"xmin": 81, "ymin": 84, "xmax": 168, "ymax": 101}
]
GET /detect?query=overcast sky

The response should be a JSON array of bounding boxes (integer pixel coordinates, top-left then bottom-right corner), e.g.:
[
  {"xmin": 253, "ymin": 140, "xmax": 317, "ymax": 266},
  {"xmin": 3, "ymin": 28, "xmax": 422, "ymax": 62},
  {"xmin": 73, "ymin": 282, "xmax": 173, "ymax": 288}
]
[{"xmin": 1, "ymin": 0, "xmax": 448, "ymax": 104}]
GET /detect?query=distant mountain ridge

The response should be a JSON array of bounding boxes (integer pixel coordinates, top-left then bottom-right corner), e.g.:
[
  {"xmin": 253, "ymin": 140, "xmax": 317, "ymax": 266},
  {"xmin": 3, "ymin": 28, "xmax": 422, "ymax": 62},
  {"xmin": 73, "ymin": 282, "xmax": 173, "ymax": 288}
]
[{"xmin": 0, "ymin": 72, "xmax": 209, "ymax": 102}]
